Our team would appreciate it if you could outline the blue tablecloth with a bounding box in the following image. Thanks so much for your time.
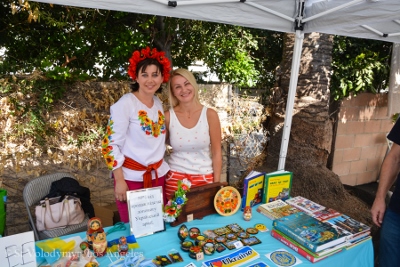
[49,209,374,267]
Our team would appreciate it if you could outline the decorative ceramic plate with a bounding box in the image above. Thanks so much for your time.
[246,227,259,235]
[214,186,242,216]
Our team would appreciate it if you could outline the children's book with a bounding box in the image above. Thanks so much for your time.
[257,200,301,220]
[270,228,346,262]
[272,212,351,253]
[259,199,288,212]
[312,207,341,221]
[325,214,371,242]
[241,170,265,210]
[285,196,325,214]
[262,170,292,204]
[202,246,260,267]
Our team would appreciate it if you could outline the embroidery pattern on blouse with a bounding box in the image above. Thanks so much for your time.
[138,110,166,137]
[101,118,116,170]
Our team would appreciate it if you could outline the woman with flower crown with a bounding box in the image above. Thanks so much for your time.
[164,68,222,200]
[101,47,171,222]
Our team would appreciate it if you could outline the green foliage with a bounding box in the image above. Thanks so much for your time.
[331,36,391,100]
[68,126,106,148]
[1,76,64,145]
[0,1,152,80]
[1,0,393,151]
[392,113,399,123]
[170,20,282,88]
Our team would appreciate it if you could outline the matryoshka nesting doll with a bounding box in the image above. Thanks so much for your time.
[243,206,252,221]
[86,217,104,249]
[92,230,107,257]
[118,236,129,256]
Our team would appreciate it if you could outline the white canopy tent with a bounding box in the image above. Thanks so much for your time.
[31,0,400,169]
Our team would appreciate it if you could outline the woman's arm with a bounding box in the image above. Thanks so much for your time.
[207,108,222,182]
[164,109,171,145]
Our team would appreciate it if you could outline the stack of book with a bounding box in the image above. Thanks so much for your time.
[284,196,371,246]
[324,214,371,248]
[271,212,350,262]
[256,199,302,220]
[265,196,372,263]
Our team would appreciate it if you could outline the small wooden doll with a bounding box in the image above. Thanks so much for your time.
[86,217,104,249]
[243,206,252,221]
[92,230,107,257]
[118,236,129,256]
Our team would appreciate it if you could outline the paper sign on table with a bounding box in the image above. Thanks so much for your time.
[0,231,36,267]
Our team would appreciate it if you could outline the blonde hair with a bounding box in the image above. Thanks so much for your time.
[167,68,201,108]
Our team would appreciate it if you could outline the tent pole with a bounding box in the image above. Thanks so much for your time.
[277,30,304,171]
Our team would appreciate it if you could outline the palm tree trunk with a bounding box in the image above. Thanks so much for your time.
[267,32,333,169]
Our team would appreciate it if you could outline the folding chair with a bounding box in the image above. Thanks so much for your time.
[23,172,89,240]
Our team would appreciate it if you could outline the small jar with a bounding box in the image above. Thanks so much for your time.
[189,245,203,259]
[181,240,194,252]
[195,235,207,247]
[203,242,215,255]
[189,227,200,239]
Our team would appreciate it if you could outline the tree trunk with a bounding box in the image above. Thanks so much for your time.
[262,32,372,226]
[267,32,333,169]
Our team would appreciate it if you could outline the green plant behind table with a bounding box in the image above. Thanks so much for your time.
[2,77,64,145]
[331,36,391,101]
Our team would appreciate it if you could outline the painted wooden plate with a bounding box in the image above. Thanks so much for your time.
[214,186,242,216]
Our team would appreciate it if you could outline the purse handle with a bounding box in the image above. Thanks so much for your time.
[41,196,71,230]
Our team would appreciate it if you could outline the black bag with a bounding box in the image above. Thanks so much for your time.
[44,177,95,218]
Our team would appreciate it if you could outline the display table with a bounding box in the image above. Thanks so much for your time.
[41,209,374,267]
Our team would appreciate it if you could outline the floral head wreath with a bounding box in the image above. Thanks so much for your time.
[128,46,171,83]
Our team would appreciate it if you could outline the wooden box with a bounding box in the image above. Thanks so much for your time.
[170,182,228,227]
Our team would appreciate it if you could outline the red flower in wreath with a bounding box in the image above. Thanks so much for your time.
[128,46,171,83]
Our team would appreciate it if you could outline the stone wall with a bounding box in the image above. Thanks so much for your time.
[0,82,232,236]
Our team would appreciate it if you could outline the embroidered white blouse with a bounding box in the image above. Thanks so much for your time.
[102,93,169,181]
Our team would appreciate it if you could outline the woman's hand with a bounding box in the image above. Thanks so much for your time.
[113,168,129,202]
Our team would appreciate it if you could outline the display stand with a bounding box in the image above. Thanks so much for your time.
[170,182,227,227]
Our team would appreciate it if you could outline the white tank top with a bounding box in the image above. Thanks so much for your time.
[168,106,213,174]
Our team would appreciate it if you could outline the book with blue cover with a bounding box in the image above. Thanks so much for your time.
[272,212,351,253]
[241,171,265,210]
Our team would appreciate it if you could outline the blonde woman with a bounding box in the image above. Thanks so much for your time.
[164,68,222,199]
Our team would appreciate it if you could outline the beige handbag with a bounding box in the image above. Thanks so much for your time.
[35,195,85,231]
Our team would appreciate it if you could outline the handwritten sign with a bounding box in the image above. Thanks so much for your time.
[0,231,36,267]
[127,186,165,238]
